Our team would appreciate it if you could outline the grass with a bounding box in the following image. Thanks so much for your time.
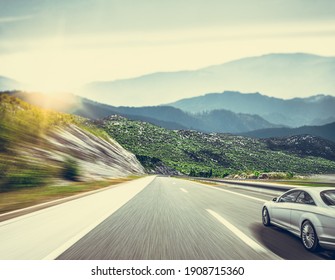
[0,177,136,214]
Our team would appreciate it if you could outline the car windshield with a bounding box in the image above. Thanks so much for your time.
[320,190,335,206]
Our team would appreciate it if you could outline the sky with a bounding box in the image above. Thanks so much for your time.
[1,0,335,92]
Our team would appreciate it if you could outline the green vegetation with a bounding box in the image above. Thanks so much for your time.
[0,178,134,214]
[96,116,335,177]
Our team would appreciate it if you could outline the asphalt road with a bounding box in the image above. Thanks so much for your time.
[1,176,334,260]
[58,177,334,260]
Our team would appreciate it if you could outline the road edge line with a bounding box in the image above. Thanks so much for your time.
[42,176,156,260]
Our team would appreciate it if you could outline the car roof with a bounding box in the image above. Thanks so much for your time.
[285,187,335,206]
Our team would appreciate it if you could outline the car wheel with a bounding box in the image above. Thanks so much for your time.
[301,220,319,252]
[262,207,271,226]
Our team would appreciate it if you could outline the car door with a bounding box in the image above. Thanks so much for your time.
[271,190,301,229]
[290,191,316,235]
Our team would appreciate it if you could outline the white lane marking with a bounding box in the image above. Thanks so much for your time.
[195,183,267,203]
[206,209,267,253]
[180,188,188,193]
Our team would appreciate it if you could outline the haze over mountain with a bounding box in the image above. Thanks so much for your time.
[169,91,335,127]
[80,53,335,106]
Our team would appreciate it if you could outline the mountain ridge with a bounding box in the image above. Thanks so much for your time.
[80,53,335,106]
[169,91,335,127]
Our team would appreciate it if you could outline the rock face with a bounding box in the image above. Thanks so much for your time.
[45,125,145,179]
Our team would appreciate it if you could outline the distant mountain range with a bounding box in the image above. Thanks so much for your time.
[5,91,335,138]
[2,53,335,129]
[243,122,335,143]
[169,91,335,127]
[6,91,278,134]
[80,53,335,107]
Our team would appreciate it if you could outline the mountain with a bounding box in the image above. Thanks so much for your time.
[261,135,335,162]
[169,91,335,127]
[7,91,278,133]
[243,122,335,143]
[195,110,276,133]
[94,115,335,177]
[80,53,335,107]
[0,94,144,191]
[0,76,23,91]
[111,105,277,133]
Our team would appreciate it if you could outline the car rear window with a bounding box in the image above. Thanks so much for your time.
[320,190,335,206]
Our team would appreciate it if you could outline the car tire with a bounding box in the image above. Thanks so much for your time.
[301,220,319,252]
[262,207,271,226]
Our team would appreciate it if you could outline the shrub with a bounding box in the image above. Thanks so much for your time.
[62,158,80,181]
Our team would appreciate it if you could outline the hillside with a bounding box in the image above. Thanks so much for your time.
[6,91,277,133]
[0,94,144,191]
[169,91,335,127]
[243,122,335,143]
[94,115,335,177]
[80,53,335,107]
[261,135,335,161]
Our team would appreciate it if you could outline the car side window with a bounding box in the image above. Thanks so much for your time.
[278,191,301,203]
[296,191,316,205]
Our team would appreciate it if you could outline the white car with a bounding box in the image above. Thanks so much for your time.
[262,187,335,252]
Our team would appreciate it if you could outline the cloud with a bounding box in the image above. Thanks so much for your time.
[0,15,33,24]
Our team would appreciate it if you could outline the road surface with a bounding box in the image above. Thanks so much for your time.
[0,176,334,260]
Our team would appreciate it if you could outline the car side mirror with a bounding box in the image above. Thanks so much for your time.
[272,197,277,202]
